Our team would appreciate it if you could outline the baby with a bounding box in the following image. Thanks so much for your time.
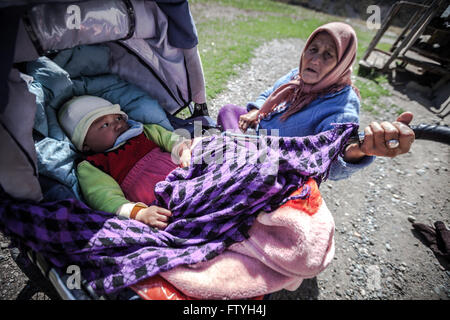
[58,95,192,229]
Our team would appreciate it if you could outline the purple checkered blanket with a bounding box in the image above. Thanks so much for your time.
[0,123,357,295]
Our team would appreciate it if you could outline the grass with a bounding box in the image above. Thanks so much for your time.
[354,77,391,115]
[192,0,305,14]
[376,42,392,53]
[197,15,329,100]
[187,0,392,116]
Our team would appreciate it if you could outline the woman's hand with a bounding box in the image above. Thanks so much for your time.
[344,112,415,163]
[135,205,172,230]
[238,109,260,133]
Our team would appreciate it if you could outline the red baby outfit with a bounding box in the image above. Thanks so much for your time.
[86,132,178,204]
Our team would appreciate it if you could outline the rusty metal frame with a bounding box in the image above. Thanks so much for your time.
[359,0,449,75]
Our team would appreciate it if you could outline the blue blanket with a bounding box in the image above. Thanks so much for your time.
[26,45,174,199]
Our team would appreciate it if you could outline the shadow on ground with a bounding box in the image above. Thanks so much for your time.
[359,66,450,120]
[270,277,320,300]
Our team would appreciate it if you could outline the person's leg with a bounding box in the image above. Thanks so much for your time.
[217,104,247,131]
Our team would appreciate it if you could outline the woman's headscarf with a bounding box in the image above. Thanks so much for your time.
[259,22,360,121]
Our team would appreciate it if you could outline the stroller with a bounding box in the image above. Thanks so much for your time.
[1,0,450,301]
[2,0,297,301]
[0,0,219,300]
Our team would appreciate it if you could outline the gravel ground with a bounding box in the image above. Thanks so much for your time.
[1,3,449,300]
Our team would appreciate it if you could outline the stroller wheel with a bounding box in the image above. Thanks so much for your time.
[9,247,61,300]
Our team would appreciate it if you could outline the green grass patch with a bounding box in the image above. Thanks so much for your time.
[391,104,406,116]
[191,0,303,14]
[354,79,390,98]
[189,0,391,117]
[376,42,392,53]
[354,77,391,114]
[197,15,331,100]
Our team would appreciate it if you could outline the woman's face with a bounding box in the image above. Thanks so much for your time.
[82,113,129,152]
[300,32,338,84]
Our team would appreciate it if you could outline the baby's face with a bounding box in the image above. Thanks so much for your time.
[83,114,129,152]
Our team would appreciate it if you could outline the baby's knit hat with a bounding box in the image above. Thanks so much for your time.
[58,95,128,151]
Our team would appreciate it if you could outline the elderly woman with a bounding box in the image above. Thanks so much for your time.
[217,22,415,180]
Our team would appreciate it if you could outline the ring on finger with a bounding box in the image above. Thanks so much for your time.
[386,139,400,149]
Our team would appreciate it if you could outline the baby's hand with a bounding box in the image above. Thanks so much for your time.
[179,146,192,168]
[135,205,172,230]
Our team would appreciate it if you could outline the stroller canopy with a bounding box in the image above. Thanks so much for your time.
[0,0,206,202]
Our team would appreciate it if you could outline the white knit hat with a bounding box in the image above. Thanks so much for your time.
[58,95,128,151]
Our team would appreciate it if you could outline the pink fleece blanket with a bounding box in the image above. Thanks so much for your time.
[159,179,335,299]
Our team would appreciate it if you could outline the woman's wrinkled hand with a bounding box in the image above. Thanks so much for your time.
[238,109,260,133]
[344,112,415,163]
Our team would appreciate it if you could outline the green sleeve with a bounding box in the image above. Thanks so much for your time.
[143,124,181,152]
[77,160,128,213]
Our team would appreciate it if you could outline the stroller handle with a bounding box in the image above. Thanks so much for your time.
[348,124,450,146]
[409,124,450,145]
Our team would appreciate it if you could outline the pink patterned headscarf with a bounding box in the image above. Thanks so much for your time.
[259,22,360,121]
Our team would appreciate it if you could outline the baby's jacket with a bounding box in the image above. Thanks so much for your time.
[77,124,183,218]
